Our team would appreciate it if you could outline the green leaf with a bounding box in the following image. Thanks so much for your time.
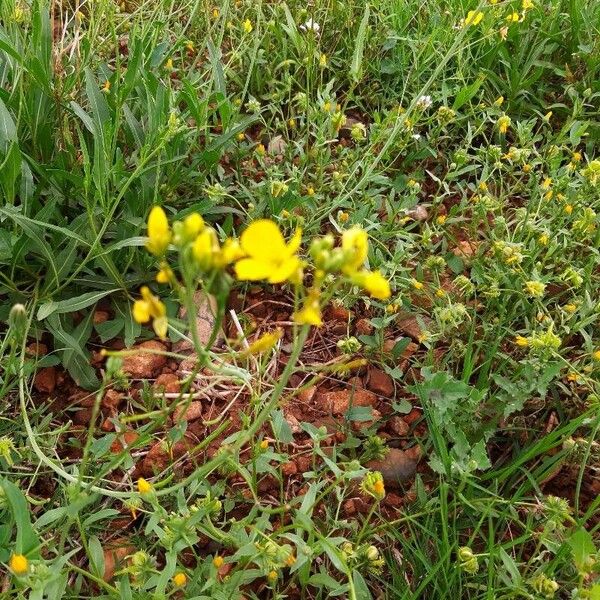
[352,570,372,600]
[1,479,40,557]
[37,289,118,320]
[0,98,17,152]
[350,4,370,83]
[568,527,596,572]
[87,536,105,578]
[452,76,485,110]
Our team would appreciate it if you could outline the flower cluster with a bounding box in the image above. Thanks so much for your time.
[133,208,391,337]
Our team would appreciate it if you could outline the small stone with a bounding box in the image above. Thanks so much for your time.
[93,310,110,324]
[174,291,222,353]
[142,438,192,475]
[26,342,48,357]
[366,448,417,487]
[103,541,136,582]
[388,416,410,436]
[268,135,287,155]
[352,408,381,432]
[154,373,180,394]
[367,368,394,397]
[122,340,167,379]
[297,385,317,403]
[34,367,57,394]
[102,389,124,411]
[316,389,378,415]
[452,240,478,260]
[406,205,428,221]
[403,408,421,425]
[73,407,94,425]
[281,461,298,476]
[173,401,203,422]
[397,314,432,341]
[284,412,302,434]
[329,304,351,322]
[355,318,373,336]
[110,431,139,453]
[295,455,312,473]
[383,492,404,509]
[404,445,422,462]
[343,499,356,516]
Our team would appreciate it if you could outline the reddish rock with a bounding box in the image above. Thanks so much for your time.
[329,303,351,322]
[174,291,222,352]
[383,492,404,509]
[26,342,48,357]
[347,376,364,389]
[282,461,298,476]
[295,455,312,473]
[403,408,421,425]
[343,499,357,516]
[397,314,432,341]
[355,318,373,336]
[154,373,180,394]
[73,407,93,425]
[297,385,317,403]
[352,409,382,432]
[404,445,422,462]
[388,416,410,436]
[366,448,417,487]
[110,431,139,453]
[406,205,428,221]
[142,438,192,475]
[173,401,203,422]
[103,540,136,582]
[452,240,479,261]
[122,340,167,379]
[317,389,378,415]
[34,367,57,394]
[93,310,110,324]
[102,389,124,411]
[367,368,394,397]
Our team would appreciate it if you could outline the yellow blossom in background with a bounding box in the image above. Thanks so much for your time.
[361,471,386,501]
[212,7,219,18]
[563,304,577,314]
[9,554,28,575]
[515,335,529,347]
[173,572,187,587]
[183,213,205,239]
[156,264,173,284]
[565,204,573,215]
[538,233,549,245]
[319,54,327,67]
[593,350,600,361]
[193,228,219,270]
[267,570,278,581]
[213,556,224,568]
[102,80,111,93]
[522,0,534,9]
[541,177,552,190]
[464,10,484,27]
[506,11,520,23]
[165,58,174,71]
[572,151,582,163]
[436,215,447,225]
[294,293,323,326]
[246,329,282,354]
[411,278,424,290]
[216,238,245,267]
[243,19,253,33]
[351,271,391,300]
[524,280,546,298]
[137,477,153,495]
[494,96,504,106]
[132,287,168,339]
[146,206,171,256]
[341,227,369,272]
[497,114,511,134]
[235,220,301,284]
[255,143,266,156]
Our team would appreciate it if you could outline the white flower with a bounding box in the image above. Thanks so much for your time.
[412,133,421,140]
[416,95,433,109]
[299,19,320,33]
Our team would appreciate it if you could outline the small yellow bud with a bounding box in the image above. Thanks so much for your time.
[213,555,224,568]
[564,204,573,215]
[137,477,152,495]
[9,554,28,575]
[173,572,187,587]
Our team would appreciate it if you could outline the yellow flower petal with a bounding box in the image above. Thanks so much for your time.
[235,257,273,281]
[342,227,369,272]
[240,219,286,260]
[268,256,301,284]
[133,300,151,323]
[146,206,171,256]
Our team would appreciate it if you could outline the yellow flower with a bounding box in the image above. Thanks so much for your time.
[506,11,520,22]
[319,53,327,67]
[515,335,529,347]
[213,555,224,568]
[494,96,504,106]
[361,471,386,501]
[137,477,153,495]
[294,294,322,326]
[156,265,173,284]
[193,228,219,270]
[243,18,253,33]
[565,204,573,215]
[523,163,532,173]
[259,439,269,450]
[267,570,278,581]
[165,58,174,71]
[212,7,219,18]
[436,215,447,225]
[216,238,245,267]
[436,288,446,298]
[255,143,266,156]
[307,186,315,196]
[246,329,282,354]
[341,227,369,272]
[237,132,245,141]
[541,177,552,190]
[9,554,28,575]
[497,114,511,134]
[234,220,302,284]
[146,206,171,256]
[411,278,424,290]
[102,80,111,93]
[183,213,205,239]
[351,271,391,300]
[524,280,546,298]
[132,287,168,339]
[572,151,582,163]
[593,350,600,361]
[464,10,484,26]
[522,0,534,9]
[538,233,549,245]
[566,371,578,382]
[563,304,577,314]
[173,572,187,587]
